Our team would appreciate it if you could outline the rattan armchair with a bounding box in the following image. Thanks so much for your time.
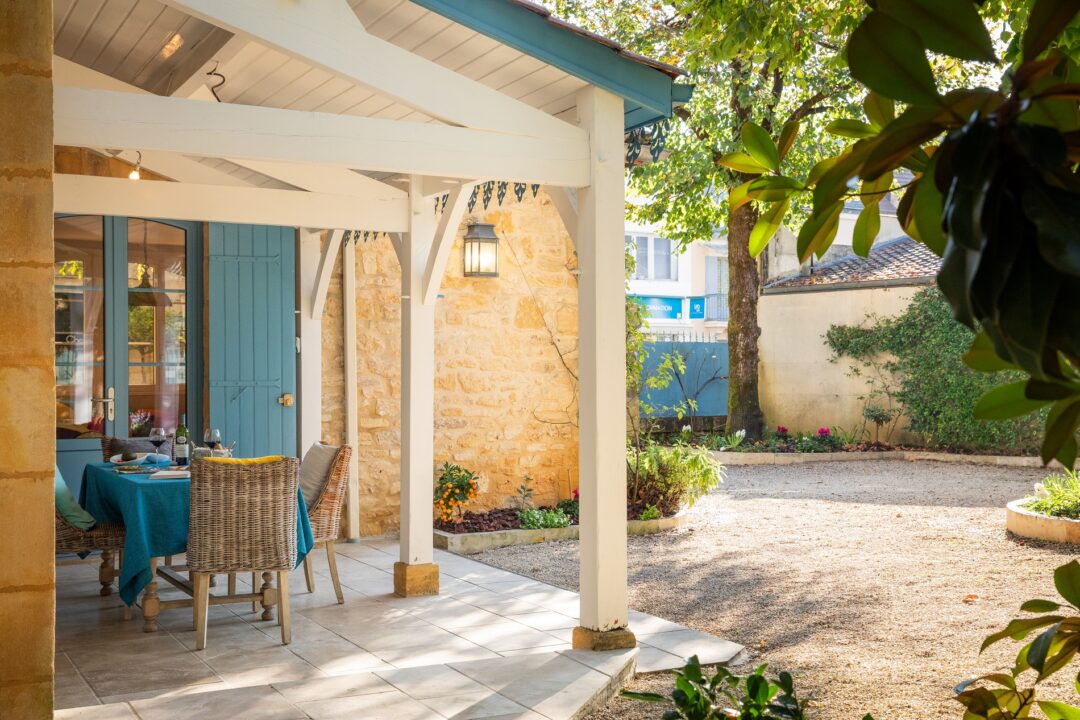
[302,445,352,604]
[55,509,125,597]
[172,456,299,650]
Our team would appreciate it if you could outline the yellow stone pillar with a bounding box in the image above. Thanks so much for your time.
[0,2,56,717]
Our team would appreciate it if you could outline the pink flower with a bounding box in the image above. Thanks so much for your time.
[776,425,789,435]
[817,427,830,437]
[573,489,579,500]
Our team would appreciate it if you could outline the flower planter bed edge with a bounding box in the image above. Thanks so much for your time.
[1006,499,1080,545]
[434,513,687,554]
[711,450,1053,467]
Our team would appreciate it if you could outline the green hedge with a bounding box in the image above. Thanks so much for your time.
[825,287,1042,454]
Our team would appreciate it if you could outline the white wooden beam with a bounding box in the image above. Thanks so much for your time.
[549,187,579,248]
[575,87,632,641]
[389,232,405,267]
[342,235,360,540]
[311,229,345,320]
[54,174,408,231]
[298,229,324,457]
[161,0,583,141]
[55,87,590,187]
[164,33,251,98]
[422,182,476,304]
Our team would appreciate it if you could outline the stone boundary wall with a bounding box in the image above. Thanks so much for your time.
[434,513,688,554]
[711,450,1056,468]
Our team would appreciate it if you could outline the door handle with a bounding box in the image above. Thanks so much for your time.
[90,387,115,422]
[278,393,294,408]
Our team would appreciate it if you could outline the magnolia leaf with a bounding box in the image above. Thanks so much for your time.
[963,331,1017,373]
[862,121,943,181]
[981,615,1066,652]
[1043,399,1080,467]
[747,176,803,202]
[777,120,801,162]
[864,91,895,129]
[879,0,996,62]
[1027,624,1060,672]
[729,180,754,212]
[914,157,947,256]
[827,119,878,139]
[742,122,780,172]
[853,203,881,257]
[1024,0,1080,62]
[1021,599,1063,613]
[749,198,790,258]
[847,11,941,106]
[813,141,873,212]
[717,152,769,174]
[973,381,1051,420]
[1040,701,1080,720]
[807,156,840,185]
[797,204,843,262]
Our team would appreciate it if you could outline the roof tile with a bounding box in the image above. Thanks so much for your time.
[766,236,940,289]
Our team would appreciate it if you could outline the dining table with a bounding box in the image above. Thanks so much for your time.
[80,461,313,631]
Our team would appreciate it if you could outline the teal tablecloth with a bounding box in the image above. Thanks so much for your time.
[80,462,313,606]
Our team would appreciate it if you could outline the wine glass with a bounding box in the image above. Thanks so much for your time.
[148,427,167,453]
[204,428,221,450]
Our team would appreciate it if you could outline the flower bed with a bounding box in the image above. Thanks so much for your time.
[1007,469,1080,544]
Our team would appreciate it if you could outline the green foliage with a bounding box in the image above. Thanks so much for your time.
[627,440,724,516]
[957,561,1080,718]
[1025,468,1080,519]
[730,1,1080,466]
[638,504,662,521]
[516,475,534,511]
[623,655,816,720]
[827,288,1043,454]
[434,462,479,523]
[518,507,571,530]
[556,497,579,520]
[701,429,746,451]
[831,425,867,446]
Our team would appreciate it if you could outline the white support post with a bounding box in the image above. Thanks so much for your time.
[549,187,579,248]
[573,87,635,650]
[395,175,439,596]
[342,236,361,540]
[298,229,324,457]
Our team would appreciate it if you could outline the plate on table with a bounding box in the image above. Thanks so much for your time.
[110,453,148,466]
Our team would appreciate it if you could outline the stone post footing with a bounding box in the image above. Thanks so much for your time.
[393,562,440,597]
[572,626,637,650]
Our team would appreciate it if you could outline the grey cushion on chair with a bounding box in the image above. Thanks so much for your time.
[109,436,173,458]
[299,443,339,506]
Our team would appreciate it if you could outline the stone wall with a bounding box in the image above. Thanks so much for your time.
[0,2,56,716]
[322,192,580,535]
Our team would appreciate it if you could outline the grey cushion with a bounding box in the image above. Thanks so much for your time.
[300,443,339,506]
[111,436,173,458]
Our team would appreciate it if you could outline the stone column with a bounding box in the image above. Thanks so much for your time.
[395,175,439,596]
[572,86,635,650]
[0,1,57,716]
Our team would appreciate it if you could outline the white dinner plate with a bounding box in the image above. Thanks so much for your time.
[109,453,148,466]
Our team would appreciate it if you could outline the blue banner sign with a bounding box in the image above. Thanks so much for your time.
[631,295,683,320]
[688,296,705,319]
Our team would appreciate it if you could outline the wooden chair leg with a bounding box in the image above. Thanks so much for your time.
[277,571,291,645]
[259,571,276,621]
[227,573,236,596]
[99,550,114,596]
[303,555,315,594]
[193,573,210,651]
[325,541,344,605]
[251,572,257,614]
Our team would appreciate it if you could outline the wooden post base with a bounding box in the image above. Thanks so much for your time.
[571,626,637,651]
[393,562,439,597]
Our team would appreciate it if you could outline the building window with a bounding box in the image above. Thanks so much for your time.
[625,233,678,281]
[705,255,729,322]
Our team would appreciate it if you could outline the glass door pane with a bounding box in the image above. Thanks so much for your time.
[54,216,106,439]
[126,219,187,436]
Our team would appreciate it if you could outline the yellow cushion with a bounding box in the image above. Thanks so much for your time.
[204,455,285,465]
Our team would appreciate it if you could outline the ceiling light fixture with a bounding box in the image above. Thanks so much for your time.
[128,151,142,181]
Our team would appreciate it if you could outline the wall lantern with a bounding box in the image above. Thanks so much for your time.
[463,222,499,278]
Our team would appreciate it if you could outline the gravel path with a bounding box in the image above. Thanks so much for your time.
[473,460,1077,720]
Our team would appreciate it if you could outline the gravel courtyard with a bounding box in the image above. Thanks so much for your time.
[473,460,1076,720]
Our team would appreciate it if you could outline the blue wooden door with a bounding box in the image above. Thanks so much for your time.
[208,224,297,459]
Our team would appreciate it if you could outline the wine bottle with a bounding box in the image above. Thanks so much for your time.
[175,414,190,466]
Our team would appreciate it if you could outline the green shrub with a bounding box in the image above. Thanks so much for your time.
[1025,469,1080,519]
[638,504,661,521]
[518,507,571,529]
[627,440,724,516]
[556,498,579,520]
[826,288,1043,454]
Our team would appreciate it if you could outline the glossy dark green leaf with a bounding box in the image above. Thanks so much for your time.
[826,119,878,139]
[1021,599,1063,612]
[1022,184,1080,276]
[912,166,946,258]
[1027,379,1080,401]
[973,381,1051,420]
[981,615,1066,652]
[936,241,976,327]
[1027,625,1060,672]
[862,122,943,181]
[750,198,790,258]
[1043,400,1080,466]
[717,152,768,174]
[879,0,996,62]
[1023,0,1080,61]
[963,331,1018,372]
[853,203,880,257]
[864,91,895,129]
[847,11,941,106]
[777,120,801,163]
[742,122,780,172]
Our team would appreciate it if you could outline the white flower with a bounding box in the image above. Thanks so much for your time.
[681,425,692,434]
[1033,482,1049,499]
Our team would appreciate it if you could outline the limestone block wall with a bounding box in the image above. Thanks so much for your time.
[758,285,923,442]
[322,192,580,535]
[0,2,56,716]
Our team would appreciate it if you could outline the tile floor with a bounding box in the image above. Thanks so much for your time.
[54,539,744,719]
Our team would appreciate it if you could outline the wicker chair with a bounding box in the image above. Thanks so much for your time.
[55,509,126,597]
[302,445,352,604]
[179,456,299,650]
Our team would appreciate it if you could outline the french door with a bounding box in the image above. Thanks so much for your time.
[54,215,201,492]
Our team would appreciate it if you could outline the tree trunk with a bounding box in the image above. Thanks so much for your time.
[726,199,765,440]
